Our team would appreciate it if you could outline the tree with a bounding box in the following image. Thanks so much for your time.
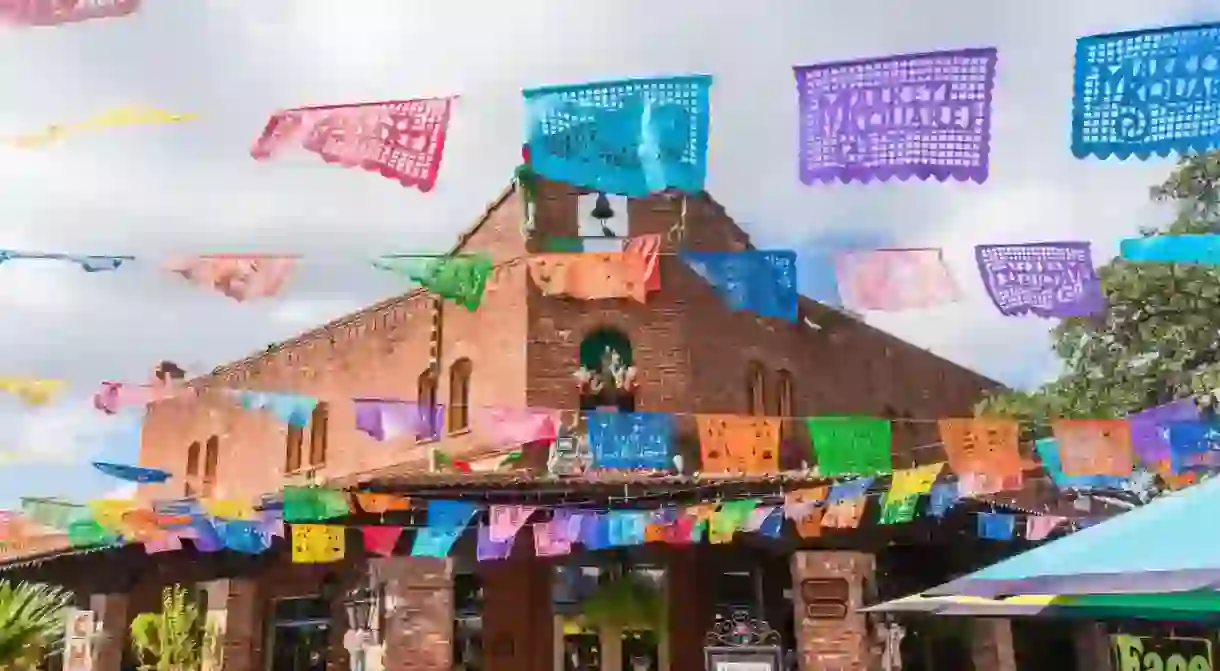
[0,580,73,671]
[976,152,1220,431]
[129,584,222,671]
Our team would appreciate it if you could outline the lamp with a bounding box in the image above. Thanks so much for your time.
[342,582,375,632]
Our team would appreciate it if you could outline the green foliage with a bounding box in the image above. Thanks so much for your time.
[0,580,73,671]
[575,573,666,632]
[129,584,221,671]
[976,152,1220,431]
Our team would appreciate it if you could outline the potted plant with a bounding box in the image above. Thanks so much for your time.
[0,580,73,671]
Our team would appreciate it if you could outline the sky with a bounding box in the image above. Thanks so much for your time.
[0,0,1210,507]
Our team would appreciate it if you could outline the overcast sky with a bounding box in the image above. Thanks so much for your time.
[0,0,1209,507]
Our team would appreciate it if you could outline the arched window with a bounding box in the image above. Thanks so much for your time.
[418,370,439,440]
[308,403,329,467]
[448,359,473,433]
[747,362,766,416]
[578,328,635,412]
[185,441,200,497]
[203,436,219,497]
[776,369,794,419]
[285,425,303,473]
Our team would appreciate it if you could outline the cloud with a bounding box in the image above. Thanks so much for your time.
[0,0,1209,505]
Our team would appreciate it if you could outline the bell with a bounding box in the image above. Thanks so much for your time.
[589,192,615,221]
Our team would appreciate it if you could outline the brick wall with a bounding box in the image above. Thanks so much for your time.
[135,176,1000,498]
[789,551,876,671]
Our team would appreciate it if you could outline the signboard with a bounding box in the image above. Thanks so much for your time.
[63,609,94,671]
[1112,634,1212,671]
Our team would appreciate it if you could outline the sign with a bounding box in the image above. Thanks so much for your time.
[1112,634,1212,671]
[798,578,849,620]
[63,609,94,671]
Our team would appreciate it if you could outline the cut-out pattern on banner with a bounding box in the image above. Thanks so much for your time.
[373,253,493,310]
[879,463,943,524]
[0,377,64,406]
[586,411,673,470]
[806,416,892,476]
[1051,420,1136,477]
[0,250,132,272]
[251,98,454,191]
[165,256,298,302]
[291,524,345,563]
[974,242,1104,318]
[681,250,799,322]
[353,399,441,442]
[1072,22,1220,160]
[697,415,781,474]
[0,0,140,27]
[1167,421,1220,473]
[10,107,193,146]
[1120,235,1220,264]
[1034,438,1128,491]
[834,248,958,312]
[522,75,712,196]
[526,235,662,304]
[794,48,998,184]
[938,419,1024,495]
[1129,398,1200,465]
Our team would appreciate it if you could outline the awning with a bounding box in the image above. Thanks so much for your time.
[925,475,1220,597]
[864,591,1220,621]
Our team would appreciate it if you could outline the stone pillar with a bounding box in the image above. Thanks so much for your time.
[970,619,1017,671]
[200,578,262,671]
[789,551,876,671]
[374,556,454,671]
[1073,622,1111,671]
[89,593,129,671]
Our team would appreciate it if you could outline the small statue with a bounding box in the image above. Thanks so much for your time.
[574,347,638,396]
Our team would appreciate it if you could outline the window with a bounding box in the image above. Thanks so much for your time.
[578,328,635,412]
[307,403,329,467]
[185,441,200,497]
[448,359,472,433]
[577,192,629,252]
[747,362,766,416]
[418,371,439,441]
[776,369,794,419]
[285,425,304,474]
[202,436,219,497]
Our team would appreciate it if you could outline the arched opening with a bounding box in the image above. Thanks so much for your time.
[308,403,329,467]
[448,359,473,433]
[418,370,440,440]
[578,328,636,412]
[185,440,200,497]
[776,369,794,419]
[203,436,219,497]
[746,362,766,416]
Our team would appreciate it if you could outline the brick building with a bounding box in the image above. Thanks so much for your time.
[0,179,1082,671]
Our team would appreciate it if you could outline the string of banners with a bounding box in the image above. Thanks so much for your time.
[10,232,1220,318]
[8,19,1220,187]
[4,481,1103,561]
[0,368,1210,495]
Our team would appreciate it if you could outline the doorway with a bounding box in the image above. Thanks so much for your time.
[267,596,331,671]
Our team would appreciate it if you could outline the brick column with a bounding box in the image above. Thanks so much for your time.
[970,619,1017,671]
[1073,622,1111,671]
[89,593,129,671]
[200,578,263,671]
[789,551,876,671]
[374,556,454,671]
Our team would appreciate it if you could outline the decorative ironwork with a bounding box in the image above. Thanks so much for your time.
[704,611,782,648]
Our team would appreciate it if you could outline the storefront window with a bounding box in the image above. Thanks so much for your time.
[267,597,330,671]
[454,573,484,671]
[714,570,759,613]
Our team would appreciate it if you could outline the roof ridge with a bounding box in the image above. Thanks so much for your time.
[189,182,518,389]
